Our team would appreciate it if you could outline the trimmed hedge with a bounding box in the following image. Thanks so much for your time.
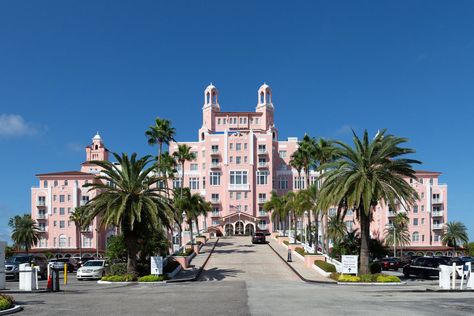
[110,263,127,276]
[338,275,361,282]
[138,275,168,282]
[283,240,289,246]
[376,275,401,283]
[101,274,136,282]
[175,248,194,257]
[314,260,337,273]
[0,294,14,311]
[337,273,401,283]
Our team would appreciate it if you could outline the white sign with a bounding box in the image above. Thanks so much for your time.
[0,241,5,290]
[150,256,163,276]
[342,255,358,274]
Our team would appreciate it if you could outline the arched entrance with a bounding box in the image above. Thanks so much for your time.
[224,223,234,236]
[245,224,255,236]
[235,221,244,235]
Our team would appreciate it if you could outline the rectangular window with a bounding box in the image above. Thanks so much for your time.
[53,195,57,201]
[67,195,71,201]
[53,238,57,248]
[190,163,198,171]
[233,117,237,124]
[278,177,288,190]
[294,177,305,189]
[60,195,65,202]
[421,205,425,212]
[60,221,65,228]
[212,207,219,216]
[217,118,221,124]
[230,143,233,150]
[210,172,221,186]
[258,144,266,153]
[244,205,248,212]
[223,118,226,124]
[421,192,424,198]
[244,192,248,199]
[211,145,219,152]
[421,235,425,242]
[244,143,247,150]
[429,178,433,185]
[230,192,234,199]
[189,177,200,190]
[202,150,206,158]
[230,156,233,163]
[53,208,57,214]
[68,208,71,214]
[256,171,269,185]
[59,208,65,215]
[173,178,182,189]
[212,220,220,225]
[255,118,259,124]
[236,156,241,164]
[230,171,248,185]
[258,193,267,203]
[236,143,242,151]
[211,193,219,202]
[413,218,418,226]
[419,178,424,184]
[421,218,425,225]
[413,205,418,213]
[239,117,243,124]
[202,163,206,170]
[236,192,242,200]
[278,150,287,158]
[258,157,266,166]
[54,220,57,227]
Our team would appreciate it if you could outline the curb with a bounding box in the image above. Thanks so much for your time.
[167,237,220,283]
[337,282,407,286]
[0,305,23,315]
[266,242,335,285]
[0,289,48,294]
[97,280,167,285]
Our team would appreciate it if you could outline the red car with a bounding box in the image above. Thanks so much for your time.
[380,257,402,270]
[251,232,266,244]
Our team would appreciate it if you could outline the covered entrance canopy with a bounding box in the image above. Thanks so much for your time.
[218,212,259,236]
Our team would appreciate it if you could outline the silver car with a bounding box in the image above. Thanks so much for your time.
[76,260,110,280]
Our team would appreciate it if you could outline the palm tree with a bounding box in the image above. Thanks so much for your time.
[145,117,176,167]
[384,212,411,257]
[9,214,40,254]
[156,152,177,196]
[192,193,211,237]
[442,221,469,256]
[327,216,347,246]
[83,153,172,275]
[298,185,319,249]
[172,144,196,198]
[263,192,288,235]
[318,129,419,274]
[69,206,88,258]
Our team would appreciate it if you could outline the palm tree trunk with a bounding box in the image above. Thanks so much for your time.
[79,229,83,258]
[314,212,319,253]
[124,230,138,276]
[359,207,370,275]
[324,214,329,255]
[195,218,200,237]
[188,219,194,246]
[294,213,298,243]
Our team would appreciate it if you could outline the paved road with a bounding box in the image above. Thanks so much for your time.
[4,238,474,315]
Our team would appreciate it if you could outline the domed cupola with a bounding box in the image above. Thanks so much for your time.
[256,83,273,109]
[203,83,220,110]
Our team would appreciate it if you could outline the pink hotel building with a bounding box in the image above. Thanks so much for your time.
[30,83,450,257]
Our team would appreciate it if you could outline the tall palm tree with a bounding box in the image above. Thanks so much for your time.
[193,194,211,236]
[9,214,40,254]
[384,212,411,257]
[327,216,347,246]
[172,144,196,199]
[83,153,172,275]
[69,206,88,258]
[442,221,469,255]
[145,117,176,167]
[299,184,320,250]
[263,191,288,235]
[284,191,298,242]
[318,129,419,274]
[156,152,177,196]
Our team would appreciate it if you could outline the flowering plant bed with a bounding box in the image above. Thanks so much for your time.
[333,273,401,283]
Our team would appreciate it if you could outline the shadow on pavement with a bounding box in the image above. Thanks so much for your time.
[198,267,243,281]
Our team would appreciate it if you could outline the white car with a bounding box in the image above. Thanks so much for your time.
[76,260,109,280]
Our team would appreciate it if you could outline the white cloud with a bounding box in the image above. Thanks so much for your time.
[66,142,84,152]
[0,114,38,137]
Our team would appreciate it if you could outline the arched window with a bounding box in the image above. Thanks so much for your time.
[206,92,210,104]
[260,92,264,104]
[43,180,48,188]
[54,180,58,187]
[59,235,67,248]
[412,232,419,242]
[266,92,271,103]
[95,145,98,150]
[64,180,68,186]
[201,132,205,141]
[212,92,217,104]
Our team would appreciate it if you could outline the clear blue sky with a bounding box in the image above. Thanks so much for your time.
[1,1,473,243]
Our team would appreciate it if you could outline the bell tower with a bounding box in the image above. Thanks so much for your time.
[256,83,275,131]
[86,132,108,161]
[201,83,220,138]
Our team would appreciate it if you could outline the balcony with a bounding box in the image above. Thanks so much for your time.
[80,200,89,206]
[258,198,267,204]
[259,211,267,217]
[211,148,220,155]
[432,211,444,217]
[228,184,250,191]
[211,212,220,217]
[432,198,443,205]
[37,213,47,220]
[257,162,269,168]
[387,211,397,217]
[432,223,444,230]
[38,226,48,233]
[258,148,267,155]
[211,198,220,204]
[37,200,46,207]
[210,162,221,169]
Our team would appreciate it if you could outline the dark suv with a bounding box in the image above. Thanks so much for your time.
[49,258,76,272]
[403,256,461,279]
[5,254,48,280]
[251,232,266,244]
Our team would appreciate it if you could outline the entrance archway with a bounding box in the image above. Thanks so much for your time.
[235,221,244,235]
[245,224,255,236]
[224,223,234,236]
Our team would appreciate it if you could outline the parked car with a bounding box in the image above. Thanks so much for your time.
[76,257,95,269]
[251,232,266,244]
[5,254,48,280]
[403,256,460,279]
[76,260,109,280]
[380,257,402,271]
[49,258,75,273]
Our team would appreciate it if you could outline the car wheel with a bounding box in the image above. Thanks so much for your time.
[77,278,83,281]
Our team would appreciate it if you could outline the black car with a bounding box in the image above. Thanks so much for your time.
[5,254,48,280]
[380,257,402,271]
[251,232,266,244]
[403,256,460,279]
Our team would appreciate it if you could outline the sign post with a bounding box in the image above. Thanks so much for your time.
[150,256,163,276]
[0,241,5,290]
[341,255,358,275]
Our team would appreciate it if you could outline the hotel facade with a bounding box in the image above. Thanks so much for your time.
[30,84,450,257]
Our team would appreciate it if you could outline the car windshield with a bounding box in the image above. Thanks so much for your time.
[11,257,30,264]
[83,261,104,267]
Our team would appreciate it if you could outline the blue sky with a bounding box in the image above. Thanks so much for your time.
[1,1,473,242]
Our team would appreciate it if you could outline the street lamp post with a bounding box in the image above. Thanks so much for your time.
[182,211,186,252]
[288,211,292,243]
[304,211,308,250]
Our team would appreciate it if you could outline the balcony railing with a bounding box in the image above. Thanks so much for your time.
[210,162,221,169]
[432,211,444,217]
[38,227,48,232]
[258,148,267,155]
[387,211,397,217]
[211,198,220,204]
[211,148,220,154]
[228,184,250,191]
[258,162,268,168]
[211,212,220,217]
[37,214,47,220]
[432,198,443,204]
[37,200,46,207]
[80,200,89,206]
[259,211,267,217]
[432,223,444,229]
[258,198,267,204]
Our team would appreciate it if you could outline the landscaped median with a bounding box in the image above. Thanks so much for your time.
[0,294,22,315]
[99,274,168,284]
[333,273,403,285]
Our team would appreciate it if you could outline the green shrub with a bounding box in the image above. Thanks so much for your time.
[137,263,150,277]
[164,260,180,274]
[101,274,136,282]
[370,262,382,274]
[329,272,341,281]
[376,275,401,283]
[138,275,168,282]
[283,240,289,246]
[0,294,14,311]
[175,248,194,257]
[359,274,376,282]
[110,263,127,276]
[338,275,361,282]
[314,260,336,273]
[294,247,305,256]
